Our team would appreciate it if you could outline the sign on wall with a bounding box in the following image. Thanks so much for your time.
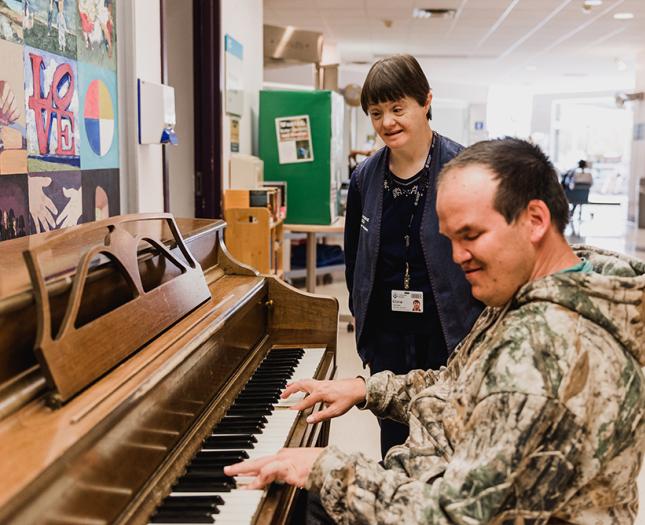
[275,115,314,164]
[224,34,243,117]
[0,0,120,242]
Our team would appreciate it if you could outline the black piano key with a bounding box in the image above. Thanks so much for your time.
[268,355,302,362]
[253,368,294,375]
[227,407,273,416]
[235,392,280,400]
[201,442,254,450]
[188,460,235,469]
[185,467,228,478]
[173,480,233,492]
[230,401,274,408]
[226,407,273,416]
[268,348,303,355]
[213,422,265,433]
[203,435,256,447]
[246,376,288,383]
[181,473,234,486]
[255,362,296,368]
[211,424,264,434]
[150,512,215,523]
[242,381,284,387]
[220,415,267,424]
[158,501,220,514]
[163,495,225,506]
[194,451,248,461]
[246,378,287,386]
[232,397,279,406]
[151,511,214,523]
[229,399,274,407]
[239,387,282,395]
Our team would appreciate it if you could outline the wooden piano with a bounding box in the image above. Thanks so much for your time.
[0,213,338,525]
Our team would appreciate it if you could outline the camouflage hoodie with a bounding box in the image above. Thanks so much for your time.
[306,246,645,524]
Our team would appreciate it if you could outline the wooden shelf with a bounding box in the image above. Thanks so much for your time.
[224,207,284,276]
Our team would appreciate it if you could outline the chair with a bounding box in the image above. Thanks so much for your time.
[565,183,591,221]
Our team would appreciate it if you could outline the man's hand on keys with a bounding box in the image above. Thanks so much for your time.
[224,447,324,489]
[280,378,367,424]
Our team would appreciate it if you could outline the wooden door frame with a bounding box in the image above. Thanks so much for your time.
[192,0,222,218]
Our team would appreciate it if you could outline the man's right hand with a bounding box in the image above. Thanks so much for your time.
[281,377,367,424]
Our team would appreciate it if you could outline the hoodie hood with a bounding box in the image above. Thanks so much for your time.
[515,244,645,366]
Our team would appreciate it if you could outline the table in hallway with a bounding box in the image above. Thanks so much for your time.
[284,217,345,294]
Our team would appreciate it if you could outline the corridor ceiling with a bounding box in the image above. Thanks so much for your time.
[264,0,645,91]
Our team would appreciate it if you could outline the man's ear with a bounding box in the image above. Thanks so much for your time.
[525,199,551,244]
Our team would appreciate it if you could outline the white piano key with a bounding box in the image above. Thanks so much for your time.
[150,347,326,525]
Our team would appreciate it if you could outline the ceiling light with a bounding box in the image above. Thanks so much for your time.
[613,12,634,20]
[583,0,603,6]
[412,8,457,19]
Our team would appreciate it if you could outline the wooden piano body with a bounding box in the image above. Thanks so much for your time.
[0,214,338,525]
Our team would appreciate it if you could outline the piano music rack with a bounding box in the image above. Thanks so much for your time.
[23,213,212,406]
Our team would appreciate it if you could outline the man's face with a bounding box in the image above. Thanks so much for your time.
[437,164,535,307]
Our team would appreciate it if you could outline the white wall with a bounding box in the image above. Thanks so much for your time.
[629,53,645,224]
[166,0,195,218]
[116,0,164,214]
[221,0,263,190]
[468,103,488,145]
[264,64,316,88]
[530,90,615,159]
[432,100,469,145]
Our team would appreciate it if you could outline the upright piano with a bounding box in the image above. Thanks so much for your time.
[0,214,339,524]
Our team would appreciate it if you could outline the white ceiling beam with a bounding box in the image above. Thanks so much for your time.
[497,0,574,60]
[475,0,522,48]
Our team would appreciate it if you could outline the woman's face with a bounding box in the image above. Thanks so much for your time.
[367,94,431,150]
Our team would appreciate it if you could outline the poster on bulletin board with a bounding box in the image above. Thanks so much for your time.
[275,115,314,164]
[225,34,243,117]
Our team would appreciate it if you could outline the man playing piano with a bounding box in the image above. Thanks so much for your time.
[225,138,645,524]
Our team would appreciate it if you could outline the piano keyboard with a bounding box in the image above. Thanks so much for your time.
[148,347,326,525]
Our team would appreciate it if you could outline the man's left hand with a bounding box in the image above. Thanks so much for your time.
[223,447,325,489]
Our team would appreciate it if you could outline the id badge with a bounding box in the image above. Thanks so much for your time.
[391,290,423,313]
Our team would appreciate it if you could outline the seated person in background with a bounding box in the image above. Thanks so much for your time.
[562,160,594,218]
[573,159,593,186]
[225,138,645,524]
[561,159,593,189]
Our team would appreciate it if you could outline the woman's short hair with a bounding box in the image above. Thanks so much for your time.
[360,54,432,119]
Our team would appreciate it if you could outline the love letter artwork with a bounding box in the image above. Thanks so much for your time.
[0,1,120,243]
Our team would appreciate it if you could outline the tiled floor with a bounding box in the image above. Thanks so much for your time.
[306,200,645,520]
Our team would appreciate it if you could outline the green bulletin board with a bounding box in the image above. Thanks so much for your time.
[259,90,334,225]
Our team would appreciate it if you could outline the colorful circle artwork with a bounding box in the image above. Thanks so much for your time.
[83,80,114,157]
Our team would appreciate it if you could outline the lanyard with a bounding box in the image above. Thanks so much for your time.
[402,134,435,290]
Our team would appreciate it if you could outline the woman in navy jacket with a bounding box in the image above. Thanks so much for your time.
[344,55,483,456]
